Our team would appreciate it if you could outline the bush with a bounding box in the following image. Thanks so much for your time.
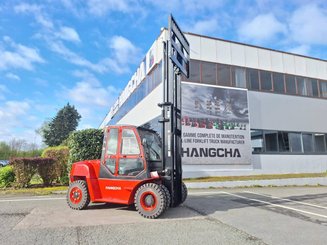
[10,158,56,187]
[37,158,56,186]
[10,158,38,188]
[0,166,15,188]
[67,129,103,171]
[42,146,69,185]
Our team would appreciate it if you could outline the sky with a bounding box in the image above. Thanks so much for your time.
[0,0,326,147]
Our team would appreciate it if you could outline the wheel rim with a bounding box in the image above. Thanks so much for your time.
[140,191,157,211]
[70,187,83,204]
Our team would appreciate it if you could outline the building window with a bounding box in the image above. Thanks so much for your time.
[217,64,231,86]
[260,70,273,91]
[319,80,327,98]
[307,79,319,97]
[302,133,314,153]
[273,73,285,93]
[247,68,259,90]
[253,129,327,154]
[202,61,217,85]
[314,134,326,152]
[232,67,246,88]
[285,75,297,94]
[264,131,278,152]
[289,133,302,152]
[297,77,308,96]
[251,130,264,153]
[188,60,200,82]
[278,132,289,152]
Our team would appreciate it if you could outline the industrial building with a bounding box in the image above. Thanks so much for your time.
[100,29,327,178]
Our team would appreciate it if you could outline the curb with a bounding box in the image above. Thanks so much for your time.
[185,177,327,188]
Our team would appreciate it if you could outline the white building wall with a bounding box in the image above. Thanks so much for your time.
[248,91,327,132]
[185,33,327,80]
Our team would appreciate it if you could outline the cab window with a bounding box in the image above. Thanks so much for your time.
[121,129,140,155]
[107,129,118,155]
[105,128,118,173]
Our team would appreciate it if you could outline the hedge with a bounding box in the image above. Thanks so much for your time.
[0,165,15,188]
[42,146,69,185]
[67,129,103,171]
[10,158,56,187]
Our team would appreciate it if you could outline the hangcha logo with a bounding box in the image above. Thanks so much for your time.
[105,186,122,190]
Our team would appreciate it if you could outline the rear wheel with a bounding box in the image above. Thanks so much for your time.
[135,183,166,219]
[67,180,90,210]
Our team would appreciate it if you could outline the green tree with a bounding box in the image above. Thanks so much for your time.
[41,103,81,146]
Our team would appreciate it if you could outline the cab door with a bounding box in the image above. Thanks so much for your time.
[102,127,119,175]
[117,128,145,177]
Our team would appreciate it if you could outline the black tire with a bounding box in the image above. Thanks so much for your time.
[67,180,90,210]
[181,182,188,204]
[134,183,166,219]
[160,184,171,210]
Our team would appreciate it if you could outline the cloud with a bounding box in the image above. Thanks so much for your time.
[289,4,327,45]
[45,38,116,73]
[56,26,81,43]
[0,100,30,140]
[34,78,49,87]
[0,36,44,70]
[109,35,141,65]
[0,85,8,100]
[238,13,287,43]
[68,82,119,107]
[60,70,121,128]
[14,3,54,29]
[145,0,225,16]
[186,18,219,35]
[66,71,120,107]
[0,99,48,144]
[287,44,311,56]
[86,0,136,16]
[44,35,140,74]
[15,2,140,75]
[5,72,21,81]
[15,3,81,44]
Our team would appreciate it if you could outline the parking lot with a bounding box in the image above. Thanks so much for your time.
[0,186,327,244]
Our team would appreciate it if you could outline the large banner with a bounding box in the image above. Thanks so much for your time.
[181,82,251,165]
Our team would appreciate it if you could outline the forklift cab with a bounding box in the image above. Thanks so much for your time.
[101,125,162,178]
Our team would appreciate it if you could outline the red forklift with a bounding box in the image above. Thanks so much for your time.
[66,15,190,219]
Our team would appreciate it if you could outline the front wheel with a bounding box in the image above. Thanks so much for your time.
[134,183,166,219]
[67,180,90,210]
[181,182,188,204]
[160,184,171,209]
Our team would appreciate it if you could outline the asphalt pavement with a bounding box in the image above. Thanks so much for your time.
[0,186,327,245]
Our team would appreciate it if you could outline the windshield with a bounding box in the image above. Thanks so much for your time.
[138,128,162,161]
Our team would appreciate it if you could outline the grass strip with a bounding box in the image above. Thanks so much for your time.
[0,186,68,196]
[184,172,327,183]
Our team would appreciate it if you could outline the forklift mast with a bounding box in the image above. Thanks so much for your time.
[159,15,190,206]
